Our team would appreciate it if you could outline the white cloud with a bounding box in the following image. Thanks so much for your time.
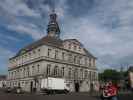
[7,23,44,40]
[0,47,14,58]
[0,0,40,17]
[61,0,133,69]
[1,0,133,72]
[0,47,14,74]
[0,33,20,42]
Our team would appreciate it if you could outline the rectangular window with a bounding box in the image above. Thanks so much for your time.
[11,72,13,79]
[74,68,78,80]
[68,68,72,79]
[61,67,65,77]
[54,66,58,77]
[77,56,81,64]
[89,58,91,67]
[93,59,95,67]
[47,48,51,57]
[14,71,16,79]
[68,54,72,62]
[85,70,88,79]
[27,67,30,77]
[80,69,83,79]
[62,52,65,60]
[38,49,40,52]
[17,70,19,78]
[37,64,40,73]
[90,71,92,81]
[73,56,76,63]
[23,68,25,78]
[38,49,41,56]
[32,66,34,76]
[46,64,51,77]
[85,57,87,66]
[55,50,58,59]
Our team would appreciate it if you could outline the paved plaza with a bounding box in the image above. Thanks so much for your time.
[0,92,133,100]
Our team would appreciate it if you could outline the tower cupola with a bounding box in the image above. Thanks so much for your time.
[47,10,60,38]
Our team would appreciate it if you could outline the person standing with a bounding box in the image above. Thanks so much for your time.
[101,82,112,100]
[108,82,118,100]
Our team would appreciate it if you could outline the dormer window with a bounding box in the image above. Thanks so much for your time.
[20,49,26,55]
[38,49,40,52]
[68,43,71,49]
[78,46,81,51]
[33,50,36,54]
[29,52,31,55]
[74,45,77,50]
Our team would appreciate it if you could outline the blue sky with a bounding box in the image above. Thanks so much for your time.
[0,0,133,74]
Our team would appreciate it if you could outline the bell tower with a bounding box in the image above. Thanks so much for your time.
[47,10,60,38]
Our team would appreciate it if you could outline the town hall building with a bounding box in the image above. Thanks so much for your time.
[7,11,98,92]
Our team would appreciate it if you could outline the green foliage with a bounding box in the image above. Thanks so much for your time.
[99,69,121,83]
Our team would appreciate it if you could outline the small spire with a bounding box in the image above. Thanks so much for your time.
[52,8,55,13]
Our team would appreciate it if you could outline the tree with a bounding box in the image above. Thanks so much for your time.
[99,69,121,83]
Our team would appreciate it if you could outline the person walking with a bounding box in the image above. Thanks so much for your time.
[101,82,118,100]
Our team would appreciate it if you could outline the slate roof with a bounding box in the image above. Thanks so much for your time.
[11,36,96,59]
[15,36,63,57]
[23,36,63,50]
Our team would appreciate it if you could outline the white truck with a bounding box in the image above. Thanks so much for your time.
[41,77,69,94]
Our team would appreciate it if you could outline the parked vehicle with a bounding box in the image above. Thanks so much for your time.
[5,87,12,93]
[40,77,69,94]
[5,87,23,94]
